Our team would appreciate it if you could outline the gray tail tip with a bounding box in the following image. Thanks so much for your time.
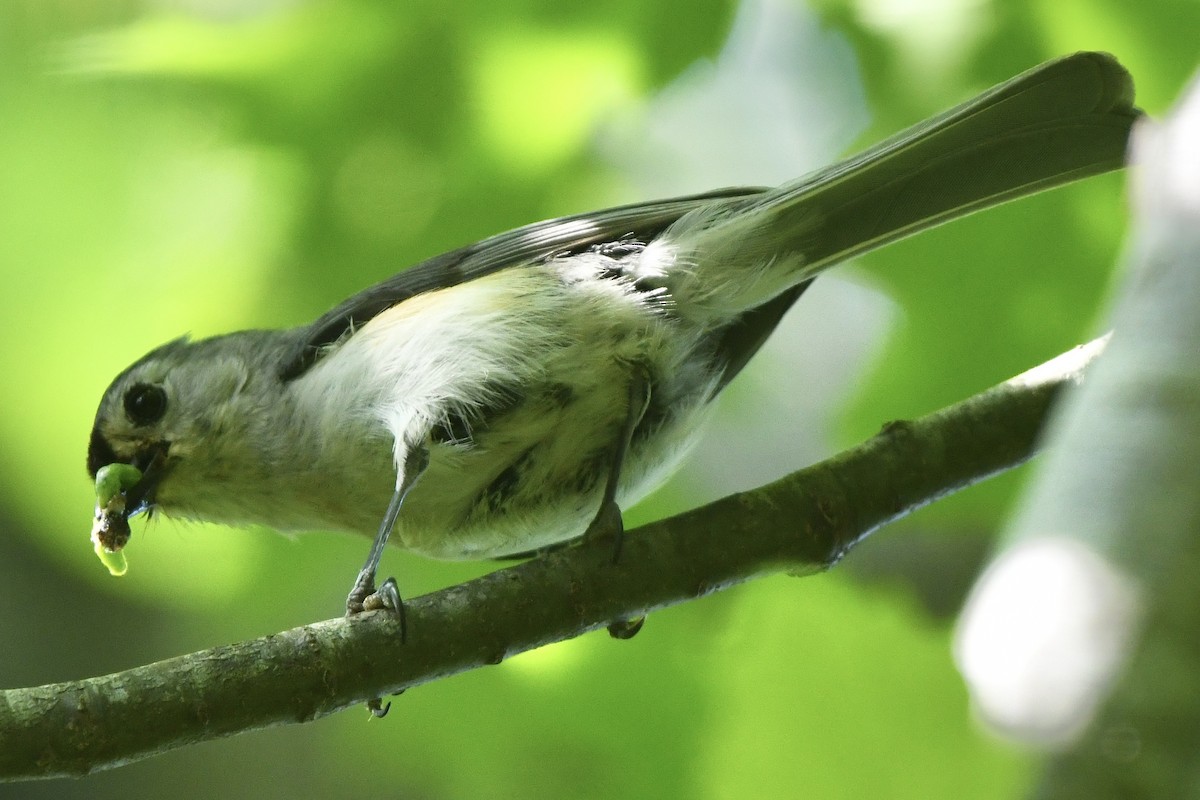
[1073,50,1139,117]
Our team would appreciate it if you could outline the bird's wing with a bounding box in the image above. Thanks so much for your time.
[278,187,765,380]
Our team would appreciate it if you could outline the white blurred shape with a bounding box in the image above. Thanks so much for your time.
[956,69,1200,749]
[602,0,893,503]
[146,0,298,20]
[603,0,869,192]
[855,0,991,81]
[1132,65,1200,218]
[955,537,1140,745]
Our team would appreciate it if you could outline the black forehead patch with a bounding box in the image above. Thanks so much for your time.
[87,425,120,478]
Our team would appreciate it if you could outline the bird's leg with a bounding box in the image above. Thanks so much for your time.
[345,445,429,718]
[346,445,430,629]
[582,365,651,639]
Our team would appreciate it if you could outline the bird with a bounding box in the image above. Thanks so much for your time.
[86,51,1138,639]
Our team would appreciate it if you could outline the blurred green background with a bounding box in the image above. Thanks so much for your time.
[0,0,1194,796]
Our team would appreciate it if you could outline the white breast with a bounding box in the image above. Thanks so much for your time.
[295,258,720,559]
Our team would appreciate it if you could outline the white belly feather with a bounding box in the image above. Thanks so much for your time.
[292,258,719,559]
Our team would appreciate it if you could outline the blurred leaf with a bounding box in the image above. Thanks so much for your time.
[0,0,1194,797]
[466,27,644,171]
[695,576,1030,799]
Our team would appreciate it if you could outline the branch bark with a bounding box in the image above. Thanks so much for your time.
[0,338,1105,781]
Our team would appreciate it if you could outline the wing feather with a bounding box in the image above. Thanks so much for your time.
[278,187,764,379]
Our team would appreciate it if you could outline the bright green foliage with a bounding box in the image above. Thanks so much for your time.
[0,0,1195,797]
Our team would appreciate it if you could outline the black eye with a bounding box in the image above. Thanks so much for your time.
[124,383,168,426]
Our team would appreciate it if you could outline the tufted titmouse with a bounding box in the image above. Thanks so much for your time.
[87,53,1137,627]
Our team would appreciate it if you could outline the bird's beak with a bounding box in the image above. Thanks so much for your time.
[90,442,172,576]
[124,443,171,516]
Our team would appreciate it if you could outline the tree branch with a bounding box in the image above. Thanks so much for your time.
[0,338,1105,781]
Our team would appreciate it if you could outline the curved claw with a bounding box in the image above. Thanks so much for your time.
[607,616,645,640]
[353,576,407,719]
[367,698,392,718]
[364,577,401,611]
[359,577,407,643]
